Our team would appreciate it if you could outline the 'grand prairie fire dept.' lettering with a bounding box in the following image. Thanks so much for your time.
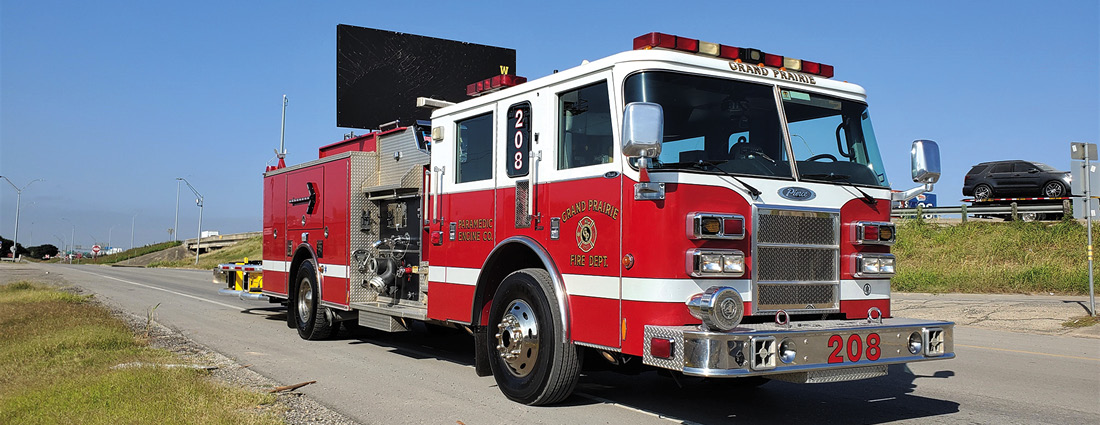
[560,199,619,223]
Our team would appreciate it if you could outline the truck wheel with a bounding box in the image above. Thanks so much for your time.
[295,261,334,340]
[487,268,581,405]
[973,184,993,200]
[1043,181,1067,197]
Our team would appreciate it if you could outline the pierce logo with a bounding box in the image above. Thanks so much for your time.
[778,186,815,201]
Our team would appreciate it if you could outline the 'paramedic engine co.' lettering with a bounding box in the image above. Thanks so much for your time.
[456,218,493,242]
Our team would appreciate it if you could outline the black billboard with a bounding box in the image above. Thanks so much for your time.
[336,25,517,130]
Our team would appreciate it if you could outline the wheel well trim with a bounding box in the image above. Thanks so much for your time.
[290,243,321,302]
[477,235,571,344]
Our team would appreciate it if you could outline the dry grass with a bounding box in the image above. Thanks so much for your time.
[148,236,262,269]
[0,281,279,424]
[893,219,1094,295]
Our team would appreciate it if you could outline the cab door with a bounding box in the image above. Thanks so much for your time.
[541,75,623,349]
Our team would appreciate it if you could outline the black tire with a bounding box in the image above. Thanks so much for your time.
[487,268,581,405]
[295,261,335,340]
[1043,181,1067,197]
[973,184,993,200]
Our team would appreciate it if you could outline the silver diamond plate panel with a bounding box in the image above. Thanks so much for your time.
[757,247,836,281]
[348,152,381,304]
[769,364,888,384]
[378,128,430,189]
[643,325,686,371]
[757,210,837,246]
[515,180,531,228]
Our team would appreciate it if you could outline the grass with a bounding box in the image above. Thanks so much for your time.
[148,236,262,269]
[893,219,1095,295]
[1062,315,1100,328]
[96,241,183,265]
[0,281,279,424]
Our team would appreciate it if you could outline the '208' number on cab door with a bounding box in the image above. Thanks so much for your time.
[827,333,881,363]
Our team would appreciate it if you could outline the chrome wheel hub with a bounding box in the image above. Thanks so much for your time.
[495,299,539,378]
[297,277,313,321]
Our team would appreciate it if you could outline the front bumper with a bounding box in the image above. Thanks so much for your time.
[643,317,953,383]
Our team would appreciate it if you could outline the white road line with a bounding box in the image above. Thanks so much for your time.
[72,268,244,310]
[574,392,704,424]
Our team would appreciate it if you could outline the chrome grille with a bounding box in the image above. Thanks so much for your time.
[754,208,839,313]
[758,212,835,245]
[758,284,836,309]
[757,247,836,281]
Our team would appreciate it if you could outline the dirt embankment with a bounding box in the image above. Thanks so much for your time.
[116,244,193,267]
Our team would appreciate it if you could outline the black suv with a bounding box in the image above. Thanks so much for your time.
[962,160,1072,199]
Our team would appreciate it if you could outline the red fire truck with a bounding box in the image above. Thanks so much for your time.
[260,32,953,405]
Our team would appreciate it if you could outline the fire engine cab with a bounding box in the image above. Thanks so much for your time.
[261,32,954,405]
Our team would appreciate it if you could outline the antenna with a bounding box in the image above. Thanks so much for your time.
[277,95,288,168]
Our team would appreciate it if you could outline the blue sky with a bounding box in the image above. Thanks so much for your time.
[1,0,1098,250]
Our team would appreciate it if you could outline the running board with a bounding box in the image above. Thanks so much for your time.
[350,301,427,333]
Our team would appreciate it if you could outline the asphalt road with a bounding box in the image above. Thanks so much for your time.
[28,264,1100,424]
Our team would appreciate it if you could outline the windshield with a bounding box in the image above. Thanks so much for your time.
[624,71,791,179]
[623,71,890,188]
[783,90,889,187]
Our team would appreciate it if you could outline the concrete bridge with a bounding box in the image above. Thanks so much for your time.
[184,231,261,253]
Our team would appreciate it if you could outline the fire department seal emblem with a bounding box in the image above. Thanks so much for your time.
[576,216,596,252]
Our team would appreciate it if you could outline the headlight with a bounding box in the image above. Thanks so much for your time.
[686,286,744,331]
[853,253,896,277]
[688,249,745,277]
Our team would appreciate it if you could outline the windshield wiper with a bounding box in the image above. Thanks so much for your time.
[676,159,762,199]
[802,173,876,205]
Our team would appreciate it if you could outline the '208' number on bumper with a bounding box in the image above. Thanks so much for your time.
[828,333,881,363]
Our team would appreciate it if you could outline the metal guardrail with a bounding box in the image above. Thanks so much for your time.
[892,200,1073,222]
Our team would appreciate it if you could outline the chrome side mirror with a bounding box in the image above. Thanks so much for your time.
[911,140,940,184]
[622,102,664,159]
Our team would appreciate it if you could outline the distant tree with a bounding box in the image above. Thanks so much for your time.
[0,236,28,257]
[29,244,59,259]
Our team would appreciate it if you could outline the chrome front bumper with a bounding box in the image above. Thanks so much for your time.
[643,317,953,383]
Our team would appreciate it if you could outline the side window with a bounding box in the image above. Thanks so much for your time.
[456,113,493,183]
[558,81,613,169]
[990,163,1012,173]
[1014,162,1037,172]
[968,165,988,176]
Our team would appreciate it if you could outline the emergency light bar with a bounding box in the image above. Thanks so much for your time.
[466,74,528,97]
[633,32,834,78]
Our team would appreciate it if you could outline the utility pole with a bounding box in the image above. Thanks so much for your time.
[0,176,43,261]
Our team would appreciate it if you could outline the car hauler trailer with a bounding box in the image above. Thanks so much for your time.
[259,30,954,405]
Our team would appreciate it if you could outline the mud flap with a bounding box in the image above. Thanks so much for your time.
[286,285,297,329]
[473,326,492,377]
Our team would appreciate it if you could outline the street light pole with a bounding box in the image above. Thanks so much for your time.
[173,179,181,241]
[177,178,203,265]
[131,213,139,251]
[0,176,43,261]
